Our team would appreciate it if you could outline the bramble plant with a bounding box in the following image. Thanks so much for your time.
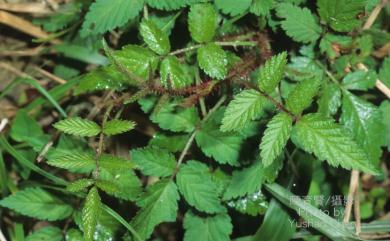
[0,0,390,240]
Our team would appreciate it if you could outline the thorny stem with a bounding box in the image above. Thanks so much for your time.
[171,96,227,178]
[169,41,257,56]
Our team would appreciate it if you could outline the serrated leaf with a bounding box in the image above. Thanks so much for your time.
[227,191,268,216]
[197,117,243,166]
[250,0,273,16]
[183,211,233,241]
[112,44,159,81]
[160,56,193,89]
[26,226,62,241]
[148,133,189,153]
[102,119,135,136]
[223,161,263,200]
[131,179,179,240]
[286,56,324,81]
[146,0,186,10]
[82,187,101,241]
[285,78,322,115]
[35,3,81,32]
[260,113,293,166]
[188,3,217,43]
[221,89,268,132]
[341,91,383,166]
[215,0,251,16]
[67,179,94,192]
[317,0,366,32]
[95,180,120,196]
[54,118,101,137]
[47,150,96,173]
[0,188,73,221]
[131,146,176,177]
[276,3,321,43]
[291,113,378,174]
[65,229,83,241]
[257,52,287,93]
[98,154,135,172]
[74,65,128,95]
[317,82,342,117]
[150,100,200,132]
[342,70,377,90]
[99,168,141,201]
[140,19,171,55]
[80,0,144,37]
[197,43,228,80]
[177,161,225,213]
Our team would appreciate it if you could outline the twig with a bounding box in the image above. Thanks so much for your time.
[36,141,53,163]
[354,187,361,235]
[357,63,390,99]
[0,119,8,133]
[0,2,52,14]
[175,132,196,170]
[169,41,257,56]
[0,62,35,80]
[0,228,7,241]
[343,170,360,223]
[362,0,389,30]
[34,67,67,84]
[0,10,60,45]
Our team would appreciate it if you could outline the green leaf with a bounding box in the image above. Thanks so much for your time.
[183,211,233,241]
[0,188,73,221]
[82,187,101,241]
[276,3,321,43]
[221,89,268,132]
[74,65,128,95]
[67,179,94,192]
[112,44,159,81]
[98,154,135,172]
[317,0,366,32]
[146,0,186,10]
[250,0,273,16]
[81,0,144,37]
[177,161,225,213]
[215,0,251,16]
[99,168,141,201]
[260,113,293,166]
[252,200,295,241]
[47,150,96,173]
[160,56,193,89]
[227,191,268,216]
[286,56,324,81]
[265,183,359,240]
[285,78,322,115]
[380,101,390,151]
[148,133,189,153]
[10,110,50,152]
[196,116,243,166]
[197,43,228,80]
[34,3,81,32]
[317,82,342,117]
[95,180,120,196]
[150,100,200,132]
[291,113,378,174]
[26,226,62,241]
[341,91,383,166]
[257,52,287,93]
[319,34,352,59]
[223,161,263,200]
[102,119,135,136]
[131,146,176,177]
[65,229,84,241]
[140,19,171,55]
[342,70,377,90]
[188,3,217,43]
[379,55,390,87]
[54,118,101,137]
[131,179,179,240]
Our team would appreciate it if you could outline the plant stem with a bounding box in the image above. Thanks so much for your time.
[169,41,257,56]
